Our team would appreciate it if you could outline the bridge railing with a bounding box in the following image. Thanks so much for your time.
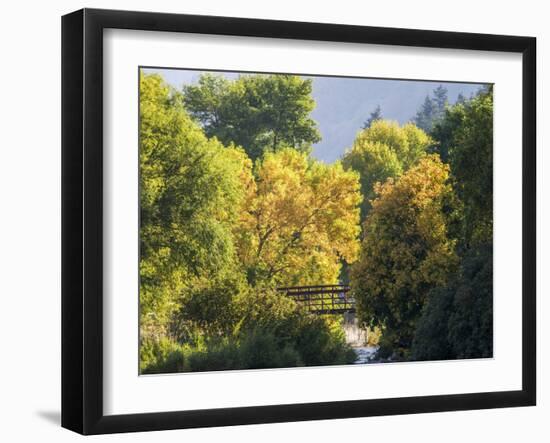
[277,284,355,314]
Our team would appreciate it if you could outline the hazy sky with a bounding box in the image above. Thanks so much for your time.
[142,67,485,163]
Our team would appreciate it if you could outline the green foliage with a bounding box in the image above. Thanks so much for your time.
[431,87,493,248]
[174,272,248,339]
[291,315,357,365]
[432,85,448,115]
[139,73,252,339]
[413,85,448,132]
[237,332,302,370]
[139,70,493,372]
[351,155,459,350]
[408,89,494,361]
[362,104,382,129]
[411,245,493,360]
[141,311,356,373]
[140,337,187,374]
[183,339,243,372]
[139,72,360,374]
[408,286,455,360]
[430,99,466,163]
[235,288,356,366]
[342,120,433,219]
[234,287,298,333]
[159,332,303,373]
[183,73,321,161]
[447,87,493,247]
[141,279,356,373]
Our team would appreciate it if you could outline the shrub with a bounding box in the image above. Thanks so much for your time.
[140,337,186,374]
[290,314,356,366]
[142,285,357,373]
[175,273,247,339]
[238,331,302,369]
[142,311,355,373]
[183,339,242,372]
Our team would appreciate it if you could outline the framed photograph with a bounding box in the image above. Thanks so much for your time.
[62,8,536,435]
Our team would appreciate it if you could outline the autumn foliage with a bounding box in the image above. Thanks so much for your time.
[235,148,362,286]
[139,71,493,371]
[351,155,459,353]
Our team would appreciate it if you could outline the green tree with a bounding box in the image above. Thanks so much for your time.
[351,155,458,353]
[431,87,493,246]
[410,87,494,361]
[432,85,448,115]
[429,101,466,163]
[413,85,448,132]
[411,244,493,360]
[342,120,433,219]
[414,96,436,132]
[183,73,321,161]
[447,87,493,247]
[139,73,251,340]
[362,104,382,129]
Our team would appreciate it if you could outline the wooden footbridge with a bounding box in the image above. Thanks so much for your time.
[277,284,356,315]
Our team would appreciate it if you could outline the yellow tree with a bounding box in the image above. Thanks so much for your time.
[235,148,362,287]
[342,120,433,219]
[351,154,458,352]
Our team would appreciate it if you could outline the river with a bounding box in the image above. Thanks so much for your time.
[353,345,379,364]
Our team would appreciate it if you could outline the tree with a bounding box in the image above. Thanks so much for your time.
[409,87,494,361]
[235,148,362,286]
[351,155,459,352]
[362,104,382,129]
[447,87,493,247]
[342,120,433,219]
[140,72,363,373]
[429,101,466,163]
[414,95,436,132]
[431,87,493,247]
[413,85,448,132]
[139,73,251,339]
[446,244,493,358]
[432,85,448,114]
[411,244,493,360]
[183,73,321,161]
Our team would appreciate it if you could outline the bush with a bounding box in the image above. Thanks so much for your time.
[290,314,356,366]
[183,339,242,372]
[142,285,357,373]
[233,286,298,333]
[238,331,302,369]
[140,337,186,374]
[142,312,355,373]
[175,273,246,339]
[235,288,356,366]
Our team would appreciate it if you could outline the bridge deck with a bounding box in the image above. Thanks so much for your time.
[277,284,355,314]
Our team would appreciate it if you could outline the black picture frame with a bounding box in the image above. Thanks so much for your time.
[62,8,536,435]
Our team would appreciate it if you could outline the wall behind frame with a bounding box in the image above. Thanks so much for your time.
[0,0,545,442]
